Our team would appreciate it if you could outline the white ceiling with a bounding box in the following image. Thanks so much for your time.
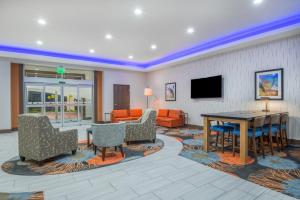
[0,0,300,65]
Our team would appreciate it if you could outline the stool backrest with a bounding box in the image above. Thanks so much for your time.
[281,113,288,125]
[270,114,280,125]
[253,117,265,128]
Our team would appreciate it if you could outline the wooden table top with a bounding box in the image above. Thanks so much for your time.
[201,111,288,120]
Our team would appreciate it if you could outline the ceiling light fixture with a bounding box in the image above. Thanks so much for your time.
[253,0,263,5]
[36,40,43,45]
[128,55,134,59]
[134,8,143,16]
[37,18,47,26]
[105,34,113,40]
[150,44,157,50]
[89,49,95,53]
[186,27,195,34]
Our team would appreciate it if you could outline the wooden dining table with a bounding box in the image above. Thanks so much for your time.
[201,111,288,165]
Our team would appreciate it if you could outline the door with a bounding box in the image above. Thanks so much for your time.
[63,86,79,123]
[113,84,130,110]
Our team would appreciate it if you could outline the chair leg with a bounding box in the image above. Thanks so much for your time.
[221,132,224,153]
[20,156,25,161]
[252,137,257,161]
[115,146,117,151]
[259,136,265,158]
[94,145,97,155]
[119,145,124,157]
[102,147,106,161]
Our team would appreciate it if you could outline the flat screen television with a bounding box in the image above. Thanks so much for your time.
[191,75,222,98]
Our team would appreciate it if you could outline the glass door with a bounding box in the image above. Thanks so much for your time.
[25,84,44,114]
[79,86,93,124]
[45,85,62,124]
[24,82,93,126]
[63,86,79,125]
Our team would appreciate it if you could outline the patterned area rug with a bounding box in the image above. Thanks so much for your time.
[157,126,300,199]
[0,191,43,200]
[1,139,163,176]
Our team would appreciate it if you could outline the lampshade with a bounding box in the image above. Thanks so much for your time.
[144,88,153,96]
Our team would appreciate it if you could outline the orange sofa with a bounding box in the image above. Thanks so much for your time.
[111,109,142,123]
[156,109,185,128]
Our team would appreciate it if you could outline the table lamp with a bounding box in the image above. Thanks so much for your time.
[261,97,270,112]
[144,88,153,108]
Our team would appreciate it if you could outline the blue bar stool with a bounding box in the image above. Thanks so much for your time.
[232,117,265,160]
[210,121,234,153]
[263,114,281,153]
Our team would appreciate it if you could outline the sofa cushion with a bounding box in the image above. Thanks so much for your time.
[168,110,181,119]
[130,109,142,117]
[113,110,128,118]
[158,109,169,117]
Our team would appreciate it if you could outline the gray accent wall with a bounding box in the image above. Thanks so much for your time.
[146,35,300,140]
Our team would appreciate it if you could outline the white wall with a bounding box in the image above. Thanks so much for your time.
[102,68,147,117]
[0,58,11,130]
[146,35,300,140]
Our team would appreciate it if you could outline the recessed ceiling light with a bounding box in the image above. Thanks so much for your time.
[89,49,95,53]
[36,40,43,45]
[186,27,195,34]
[150,44,157,50]
[253,0,263,5]
[128,55,134,59]
[37,18,47,26]
[105,34,113,40]
[134,8,143,16]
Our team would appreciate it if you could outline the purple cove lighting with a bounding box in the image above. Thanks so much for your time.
[144,13,300,67]
[0,45,144,68]
[0,13,300,68]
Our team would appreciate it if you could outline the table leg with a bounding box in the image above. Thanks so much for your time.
[240,120,249,164]
[203,117,211,152]
[87,131,90,147]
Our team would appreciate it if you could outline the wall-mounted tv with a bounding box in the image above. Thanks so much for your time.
[191,75,222,98]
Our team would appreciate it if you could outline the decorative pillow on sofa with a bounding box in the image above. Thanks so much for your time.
[113,110,128,118]
[168,110,181,118]
[158,109,169,117]
[130,109,142,117]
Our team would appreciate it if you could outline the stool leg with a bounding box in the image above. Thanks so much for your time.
[260,136,265,158]
[252,136,257,161]
[284,129,289,147]
[269,133,274,155]
[215,132,219,148]
[232,134,236,157]
[221,132,224,153]
[275,132,280,152]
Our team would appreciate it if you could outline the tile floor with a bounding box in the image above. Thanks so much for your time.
[0,126,297,200]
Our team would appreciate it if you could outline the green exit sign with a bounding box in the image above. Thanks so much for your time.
[56,67,65,75]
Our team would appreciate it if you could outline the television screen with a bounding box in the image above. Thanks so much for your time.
[191,75,222,98]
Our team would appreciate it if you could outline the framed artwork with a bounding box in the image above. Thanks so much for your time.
[255,68,283,100]
[165,82,176,101]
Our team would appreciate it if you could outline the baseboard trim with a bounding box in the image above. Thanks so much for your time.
[288,139,300,146]
[0,129,12,133]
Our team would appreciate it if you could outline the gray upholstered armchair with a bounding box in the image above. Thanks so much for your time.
[125,109,157,143]
[18,114,78,163]
[92,122,126,161]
